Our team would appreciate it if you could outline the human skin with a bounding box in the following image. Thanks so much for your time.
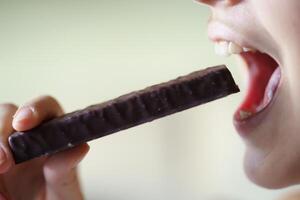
[0,96,89,199]
[277,191,300,200]
[196,0,300,189]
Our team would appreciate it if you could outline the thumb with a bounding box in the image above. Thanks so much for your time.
[43,143,89,200]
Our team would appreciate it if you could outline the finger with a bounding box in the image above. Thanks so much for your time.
[0,104,18,173]
[43,143,89,200]
[12,95,64,131]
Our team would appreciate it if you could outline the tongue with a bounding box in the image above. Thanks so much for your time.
[236,52,279,120]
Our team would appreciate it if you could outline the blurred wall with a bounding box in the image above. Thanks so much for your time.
[0,1,292,199]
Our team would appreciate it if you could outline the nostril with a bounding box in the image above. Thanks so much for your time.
[194,0,217,6]
[226,0,241,6]
[194,0,241,7]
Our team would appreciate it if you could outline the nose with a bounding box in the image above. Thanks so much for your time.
[195,0,240,7]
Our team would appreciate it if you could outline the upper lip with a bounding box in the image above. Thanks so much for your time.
[207,19,281,65]
[207,20,260,51]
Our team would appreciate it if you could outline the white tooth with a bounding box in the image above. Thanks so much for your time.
[243,47,256,52]
[239,110,253,120]
[228,42,243,54]
[214,41,230,57]
[267,90,273,100]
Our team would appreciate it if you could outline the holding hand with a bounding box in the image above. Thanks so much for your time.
[0,96,89,200]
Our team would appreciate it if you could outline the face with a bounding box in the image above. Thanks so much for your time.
[197,0,300,189]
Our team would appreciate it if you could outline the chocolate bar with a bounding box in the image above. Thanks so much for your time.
[8,65,239,164]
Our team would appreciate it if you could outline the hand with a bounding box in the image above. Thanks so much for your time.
[0,96,89,200]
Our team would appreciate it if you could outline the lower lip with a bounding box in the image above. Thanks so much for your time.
[233,67,282,137]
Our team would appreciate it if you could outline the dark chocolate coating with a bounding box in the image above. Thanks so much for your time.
[8,65,239,164]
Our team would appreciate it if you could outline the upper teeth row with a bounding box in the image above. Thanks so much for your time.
[215,41,256,57]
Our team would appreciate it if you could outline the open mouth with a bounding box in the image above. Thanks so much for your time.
[234,51,281,121]
[214,41,281,123]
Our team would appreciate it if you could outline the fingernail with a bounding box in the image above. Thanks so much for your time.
[13,107,35,123]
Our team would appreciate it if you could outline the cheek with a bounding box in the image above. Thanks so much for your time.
[251,0,300,54]
[240,0,300,189]
[251,0,300,92]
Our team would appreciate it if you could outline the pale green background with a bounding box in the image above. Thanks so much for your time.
[0,1,295,199]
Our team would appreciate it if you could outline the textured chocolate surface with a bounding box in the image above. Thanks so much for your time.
[8,65,239,164]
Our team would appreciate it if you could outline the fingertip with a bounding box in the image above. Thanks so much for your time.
[44,143,89,186]
[73,143,90,167]
[12,106,37,131]
[80,143,90,155]
[45,143,89,172]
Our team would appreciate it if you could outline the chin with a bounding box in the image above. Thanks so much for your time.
[243,144,300,189]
